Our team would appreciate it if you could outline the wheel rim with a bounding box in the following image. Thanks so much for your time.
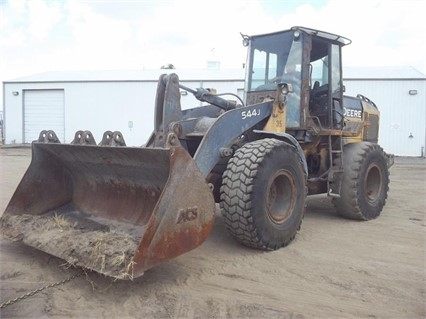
[364,163,383,204]
[266,169,296,224]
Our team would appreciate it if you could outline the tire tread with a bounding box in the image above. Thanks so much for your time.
[334,142,390,220]
[220,138,305,250]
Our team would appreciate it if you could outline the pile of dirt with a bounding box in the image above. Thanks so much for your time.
[0,213,142,280]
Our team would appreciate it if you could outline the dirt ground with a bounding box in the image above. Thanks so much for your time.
[0,147,425,319]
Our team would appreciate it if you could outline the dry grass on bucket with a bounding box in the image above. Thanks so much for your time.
[52,213,71,230]
[90,235,108,273]
[86,232,137,279]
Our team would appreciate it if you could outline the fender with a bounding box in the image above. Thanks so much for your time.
[253,130,308,178]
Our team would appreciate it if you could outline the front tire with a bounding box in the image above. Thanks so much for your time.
[220,138,306,250]
[334,142,390,220]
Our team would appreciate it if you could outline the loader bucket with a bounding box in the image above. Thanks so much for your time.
[0,143,216,279]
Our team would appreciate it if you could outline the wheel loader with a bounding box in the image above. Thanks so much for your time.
[0,26,394,280]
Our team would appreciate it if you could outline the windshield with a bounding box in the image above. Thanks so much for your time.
[247,31,292,91]
[246,31,302,127]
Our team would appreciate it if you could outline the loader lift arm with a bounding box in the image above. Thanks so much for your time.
[146,73,276,178]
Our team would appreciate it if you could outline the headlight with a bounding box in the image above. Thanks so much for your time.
[294,30,300,40]
[279,83,293,95]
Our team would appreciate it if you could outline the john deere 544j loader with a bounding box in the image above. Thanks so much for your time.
[0,27,393,279]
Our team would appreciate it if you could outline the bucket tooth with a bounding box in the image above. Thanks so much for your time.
[71,130,97,145]
[99,131,126,147]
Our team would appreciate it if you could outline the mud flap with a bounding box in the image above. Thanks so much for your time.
[0,143,215,279]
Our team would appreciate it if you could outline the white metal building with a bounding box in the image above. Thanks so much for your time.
[2,67,425,156]
[343,67,426,157]
[2,69,245,147]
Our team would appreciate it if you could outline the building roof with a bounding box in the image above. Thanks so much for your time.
[5,69,246,83]
[4,66,425,83]
[343,66,426,80]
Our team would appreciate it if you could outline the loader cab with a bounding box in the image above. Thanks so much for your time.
[244,26,351,131]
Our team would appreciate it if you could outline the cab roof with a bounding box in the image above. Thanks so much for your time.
[249,26,352,47]
[292,26,352,46]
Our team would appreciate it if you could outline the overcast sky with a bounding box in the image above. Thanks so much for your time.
[1,0,425,102]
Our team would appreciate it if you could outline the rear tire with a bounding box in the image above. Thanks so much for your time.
[220,138,306,250]
[334,142,390,220]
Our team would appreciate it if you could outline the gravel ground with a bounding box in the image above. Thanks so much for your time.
[0,147,425,319]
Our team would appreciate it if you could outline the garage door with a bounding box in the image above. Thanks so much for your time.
[24,90,65,143]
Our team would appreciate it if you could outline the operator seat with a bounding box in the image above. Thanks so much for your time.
[310,81,320,104]
[309,81,330,128]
